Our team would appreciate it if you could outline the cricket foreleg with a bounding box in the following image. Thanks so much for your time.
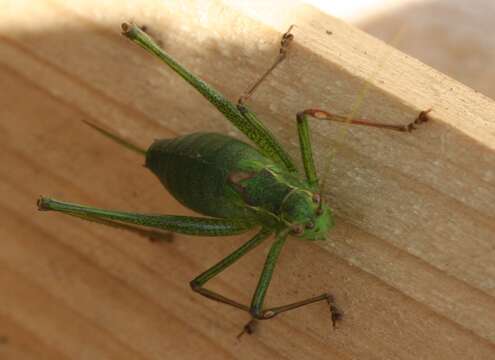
[238,25,294,105]
[297,108,431,132]
[237,230,341,338]
[37,197,255,236]
[189,228,272,312]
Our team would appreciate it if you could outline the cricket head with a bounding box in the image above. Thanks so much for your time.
[280,190,335,241]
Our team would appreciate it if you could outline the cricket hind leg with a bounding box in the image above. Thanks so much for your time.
[229,25,301,173]
[122,23,298,174]
[37,197,255,237]
[64,210,174,242]
[238,231,342,338]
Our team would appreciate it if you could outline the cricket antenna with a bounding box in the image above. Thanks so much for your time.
[319,24,409,197]
[82,120,147,156]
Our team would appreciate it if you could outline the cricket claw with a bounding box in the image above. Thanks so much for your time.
[415,108,432,125]
[237,319,257,339]
[330,304,343,328]
[37,196,47,211]
[326,294,343,329]
[404,108,432,132]
[280,25,295,54]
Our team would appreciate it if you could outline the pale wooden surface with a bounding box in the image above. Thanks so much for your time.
[1,1,495,359]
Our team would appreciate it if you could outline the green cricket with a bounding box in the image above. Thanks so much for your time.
[38,23,429,336]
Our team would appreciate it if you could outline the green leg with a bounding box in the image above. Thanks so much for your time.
[248,230,290,318]
[190,228,272,312]
[295,108,432,188]
[295,112,319,188]
[37,197,255,236]
[238,230,341,337]
[121,23,297,173]
[62,210,173,242]
[235,105,297,172]
[235,25,298,173]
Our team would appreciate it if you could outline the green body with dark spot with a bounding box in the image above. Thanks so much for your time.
[146,132,270,220]
[146,132,333,238]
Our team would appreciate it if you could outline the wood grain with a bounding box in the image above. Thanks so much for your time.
[1,1,494,359]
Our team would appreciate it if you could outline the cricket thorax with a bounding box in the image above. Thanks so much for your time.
[229,166,334,240]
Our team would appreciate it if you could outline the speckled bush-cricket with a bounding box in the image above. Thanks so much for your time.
[38,23,429,336]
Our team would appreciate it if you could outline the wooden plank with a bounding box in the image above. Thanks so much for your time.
[1,1,494,359]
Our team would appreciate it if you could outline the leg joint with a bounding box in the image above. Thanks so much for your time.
[296,111,305,123]
[249,307,277,320]
[189,280,200,292]
[236,103,248,114]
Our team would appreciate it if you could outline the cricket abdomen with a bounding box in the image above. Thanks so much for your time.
[145,132,277,220]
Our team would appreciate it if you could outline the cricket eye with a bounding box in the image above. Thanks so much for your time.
[290,224,304,235]
[305,221,315,230]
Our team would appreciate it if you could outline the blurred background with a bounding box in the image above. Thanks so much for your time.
[308,0,495,99]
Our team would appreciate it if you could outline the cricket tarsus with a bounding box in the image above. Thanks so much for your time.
[330,303,343,328]
[38,22,430,337]
[238,25,295,106]
[237,319,257,339]
[409,108,432,130]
